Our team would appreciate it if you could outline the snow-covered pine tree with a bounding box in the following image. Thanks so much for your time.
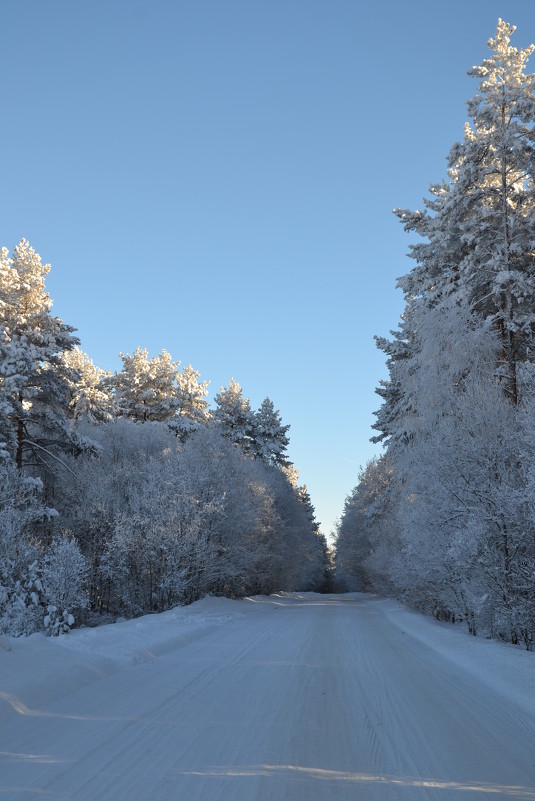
[213,378,255,456]
[177,364,210,423]
[375,19,535,452]
[455,20,535,403]
[268,465,327,591]
[386,20,535,413]
[61,346,113,423]
[0,239,85,475]
[372,298,423,447]
[250,397,290,467]
[107,347,181,422]
[170,363,211,438]
[367,21,535,644]
[334,456,397,593]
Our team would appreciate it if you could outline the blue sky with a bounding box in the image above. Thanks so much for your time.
[2,1,534,540]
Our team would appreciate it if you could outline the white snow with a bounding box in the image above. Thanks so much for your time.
[378,596,535,721]
[1,593,535,800]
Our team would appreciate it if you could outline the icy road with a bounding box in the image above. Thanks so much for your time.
[1,593,535,800]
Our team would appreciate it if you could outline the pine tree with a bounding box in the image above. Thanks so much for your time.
[0,239,83,474]
[369,21,535,644]
[250,397,290,466]
[177,364,210,423]
[372,299,421,447]
[108,347,181,422]
[387,20,535,412]
[171,364,211,438]
[61,346,113,423]
[461,20,535,402]
[213,378,255,455]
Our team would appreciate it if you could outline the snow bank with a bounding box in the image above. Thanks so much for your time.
[53,595,248,664]
[0,595,250,713]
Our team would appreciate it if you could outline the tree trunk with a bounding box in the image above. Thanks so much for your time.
[16,393,24,469]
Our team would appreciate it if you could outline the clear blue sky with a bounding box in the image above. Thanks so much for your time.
[2,1,534,540]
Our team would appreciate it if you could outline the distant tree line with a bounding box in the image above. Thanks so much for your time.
[335,20,535,649]
[0,240,330,636]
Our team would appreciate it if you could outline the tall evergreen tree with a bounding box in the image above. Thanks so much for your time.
[107,347,181,423]
[0,239,83,475]
[455,19,535,403]
[384,19,535,418]
[61,346,113,423]
[365,20,535,645]
[173,363,211,436]
[213,378,255,455]
[250,398,290,467]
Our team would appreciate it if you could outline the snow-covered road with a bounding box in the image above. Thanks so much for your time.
[1,593,535,800]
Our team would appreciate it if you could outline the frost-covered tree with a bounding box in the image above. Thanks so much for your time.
[334,456,397,594]
[250,398,290,467]
[108,347,181,422]
[269,466,328,591]
[0,460,90,636]
[55,416,329,615]
[369,297,535,644]
[107,348,210,434]
[0,457,52,635]
[364,21,535,648]
[213,378,255,455]
[390,20,535,407]
[170,363,211,439]
[41,536,88,634]
[455,20,535,403]
[57,420,263,611]
[176,364,210,422]
[57,419,181,612]
[372,298,421,447]
[175,424,290,598]
[0,239,84,475]
[61,346,113,423]
[392,302,535,642]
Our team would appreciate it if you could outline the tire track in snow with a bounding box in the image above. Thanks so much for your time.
[1,594,535,801]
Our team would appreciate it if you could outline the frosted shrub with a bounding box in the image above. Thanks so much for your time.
[0,559,43,637]
[41,536,88,634]
[44,605,75,635]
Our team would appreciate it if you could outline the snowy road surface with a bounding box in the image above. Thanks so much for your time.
[1,593,535,800]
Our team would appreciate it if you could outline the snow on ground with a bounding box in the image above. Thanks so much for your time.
[1,595,251,713]
[1,593,535,800]
[377,596,535,721]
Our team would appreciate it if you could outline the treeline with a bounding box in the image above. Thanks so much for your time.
[0,241,329,636]
[335,20,535,649]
